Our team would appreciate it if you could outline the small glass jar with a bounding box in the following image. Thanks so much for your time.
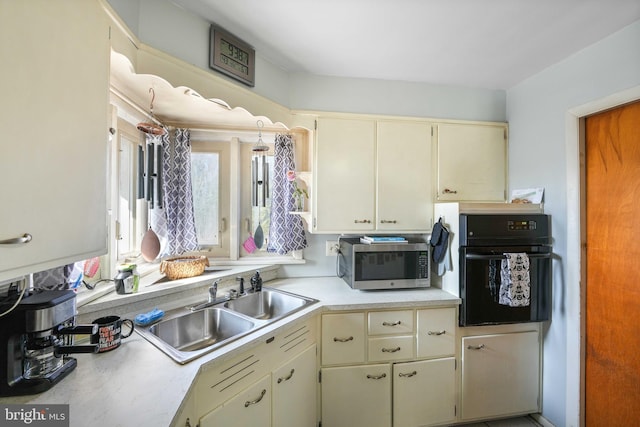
[114,263,139,294]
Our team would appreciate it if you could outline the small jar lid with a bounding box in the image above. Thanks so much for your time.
[117,263,136,272]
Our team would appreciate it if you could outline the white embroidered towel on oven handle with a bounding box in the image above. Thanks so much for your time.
[499,252,531,307]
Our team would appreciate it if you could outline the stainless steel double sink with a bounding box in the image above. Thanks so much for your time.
[135,288,318,364]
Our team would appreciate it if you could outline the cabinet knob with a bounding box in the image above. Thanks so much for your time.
[0,233,32,245]
[443,188,458,194]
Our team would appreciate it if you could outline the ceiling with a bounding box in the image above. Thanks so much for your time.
[170,0,640,90]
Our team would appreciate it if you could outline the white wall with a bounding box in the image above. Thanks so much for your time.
[506,20,640,427]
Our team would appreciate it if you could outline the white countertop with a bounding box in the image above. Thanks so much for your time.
[0,276,460,427]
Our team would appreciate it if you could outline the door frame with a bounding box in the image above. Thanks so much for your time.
[565,85,640,427]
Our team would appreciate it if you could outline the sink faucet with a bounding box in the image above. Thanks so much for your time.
[250,271,262,292]
[208,280,218,302]
[190,280,225,311]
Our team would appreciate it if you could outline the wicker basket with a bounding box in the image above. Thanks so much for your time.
[159,255,209,280]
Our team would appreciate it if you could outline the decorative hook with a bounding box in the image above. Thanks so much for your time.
[149,88,156,113]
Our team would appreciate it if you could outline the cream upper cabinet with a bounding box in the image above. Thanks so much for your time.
[0,0,109,281]
[314,117,431,233]
[377,121,432,230]
[461,330,540,421]
[435,122,507,202]
[314,117,376,232]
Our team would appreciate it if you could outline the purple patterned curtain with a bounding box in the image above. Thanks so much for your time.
[267,134,308,254]
[149,129,198,257]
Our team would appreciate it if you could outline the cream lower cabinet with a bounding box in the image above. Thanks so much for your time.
[272,344,318,427]
[186,319,317,427]
[461,330,540,421]
[200,374,271,427]
[393,358,456,427]
[321,308,457,427]
[321,364,392,427]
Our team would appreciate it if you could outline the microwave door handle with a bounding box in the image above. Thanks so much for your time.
[464,253,551,260]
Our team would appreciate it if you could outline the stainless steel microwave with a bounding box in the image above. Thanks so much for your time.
[337,238,430,290]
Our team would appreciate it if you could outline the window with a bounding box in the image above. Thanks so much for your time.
[190,139,230,257]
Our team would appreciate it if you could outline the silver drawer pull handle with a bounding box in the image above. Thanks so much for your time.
[427,330,446,336]
[382,321,402,327]
[467,344,486,350]
[354,219,371,224]
[382,346,401,353]
[277,369,295,384]
[398,371,417,378]
[0,233,32,245]
[380,220,397,224]
[366,373,387,380]
[333,336,354,342]
[244,389,267,407]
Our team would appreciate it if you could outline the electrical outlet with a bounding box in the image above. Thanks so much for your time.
[326,240,339,256]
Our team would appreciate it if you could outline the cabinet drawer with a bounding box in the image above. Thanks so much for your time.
[368,310,414,336]
[416,307,456,358]
[322,313,366,365]
[368,336,414,362]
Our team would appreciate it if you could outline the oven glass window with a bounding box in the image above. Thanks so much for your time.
[460,247,551,326]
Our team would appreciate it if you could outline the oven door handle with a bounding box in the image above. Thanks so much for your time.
[464,253,551,260]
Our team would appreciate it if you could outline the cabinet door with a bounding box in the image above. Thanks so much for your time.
[315,117,375,232]
[321,312,365,365]
[393,358,456,427]
[321,364,391,427]
[461,331,540,421]
[377,121,432,231]
[200,375,271,427]
[416,307,456,358]
[0,0,109,281]
[436,123,507,202]
[272,344,317,427]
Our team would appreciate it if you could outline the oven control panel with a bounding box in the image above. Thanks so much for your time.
[508,220,537,231]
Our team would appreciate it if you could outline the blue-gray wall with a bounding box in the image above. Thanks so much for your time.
[506,20,640,427]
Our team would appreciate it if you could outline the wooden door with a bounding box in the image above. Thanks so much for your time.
[585,100,640,426]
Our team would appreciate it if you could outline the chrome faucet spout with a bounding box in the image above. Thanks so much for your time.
[208,280,218,303]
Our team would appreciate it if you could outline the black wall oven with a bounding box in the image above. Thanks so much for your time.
[459,213,552,326]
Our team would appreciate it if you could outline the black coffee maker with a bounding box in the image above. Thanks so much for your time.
[0,288,98,396]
